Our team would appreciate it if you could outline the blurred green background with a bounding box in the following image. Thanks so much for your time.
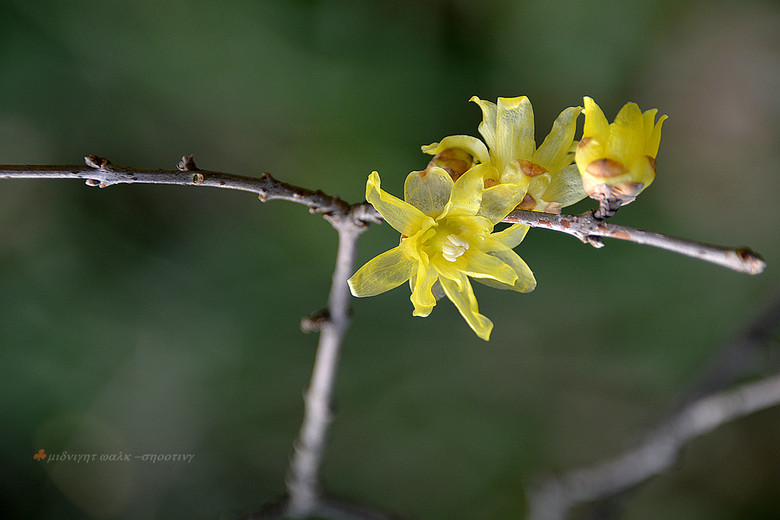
[1,1,778,519]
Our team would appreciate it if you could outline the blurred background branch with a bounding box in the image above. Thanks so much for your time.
[526,290,780,520]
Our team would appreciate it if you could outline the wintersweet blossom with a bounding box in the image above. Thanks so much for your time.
[347,166,536,341]
[576,96,667,218]
[422,96,587,214]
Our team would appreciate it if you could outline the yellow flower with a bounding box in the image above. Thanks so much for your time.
[348,166,536,341]
[422,96,586,214]
[576,96,667,218]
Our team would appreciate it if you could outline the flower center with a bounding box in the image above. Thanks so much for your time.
[441,234,469,262]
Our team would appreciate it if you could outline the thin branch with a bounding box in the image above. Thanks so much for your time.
[283,209,370,517]
[504,209,765,275]
[0,156,376,224]
[526,371,780,520]
[0,158,765,274]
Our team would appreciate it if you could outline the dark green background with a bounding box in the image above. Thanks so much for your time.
[1,1,778,519]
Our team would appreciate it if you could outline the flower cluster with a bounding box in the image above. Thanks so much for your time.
[349,95,665,340]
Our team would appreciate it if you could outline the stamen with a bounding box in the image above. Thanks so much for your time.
[441,234,469,262]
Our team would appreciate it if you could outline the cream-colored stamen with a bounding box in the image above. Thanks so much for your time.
[441,234,469,262]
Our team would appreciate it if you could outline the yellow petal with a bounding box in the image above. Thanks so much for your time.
[439,275,493,341]
[441,164,488,218]
[540,164,587,208]
[645,113,667,158]
[366,171,433,236]
[628,155,656,188]
[642,108,658,143]
[534,105,582,173]
[404,167,453,218]
[410,264,438,317]
[421,135,490,165]
[494,96,535,171]
[470,96,498,151]
[489,223,529,249]
[583,96,609,139]
[474,249,536,292]
[609,102,645,166]
[400,228,434,267]
[478,180,529,224]
[461,249,518,286]
[348,245,415,297]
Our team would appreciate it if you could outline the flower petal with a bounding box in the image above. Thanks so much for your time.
[404,166,453,218]
[494,96,535,171]
[477,180,529,224]
[489,223,529,250]
[461,249,518,286]
[583,96,609,139]
[442,164,488,218]
[421,135,490,165]
[645,112,667,158]
[366,171,433,236]
[410,264,438,317]
[540,164,587,208]
[474,249,536,292]
[627,155,657,188]
[439,275,493,341]
[534,105,581,173]
[348,245,415,297]
[470,95,498,151]
[609,102,644,166]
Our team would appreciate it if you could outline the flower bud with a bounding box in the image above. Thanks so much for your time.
[576,97,666,218]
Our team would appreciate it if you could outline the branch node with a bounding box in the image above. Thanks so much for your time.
[586,235,605,248]
[84,178,102,187]
[300,310,331,333]
[177,155,198,171]
[84,155,111,171]
[350,202,382,227]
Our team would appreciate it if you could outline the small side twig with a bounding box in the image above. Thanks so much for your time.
[504,208,765,275]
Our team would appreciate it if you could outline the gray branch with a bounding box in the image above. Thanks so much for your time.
[0,155,375,225]
[505,209,765,275]
[284,213,368,517]
[0,157,765,275]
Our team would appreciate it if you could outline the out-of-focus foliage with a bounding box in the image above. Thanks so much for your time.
[1,1,778,519]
